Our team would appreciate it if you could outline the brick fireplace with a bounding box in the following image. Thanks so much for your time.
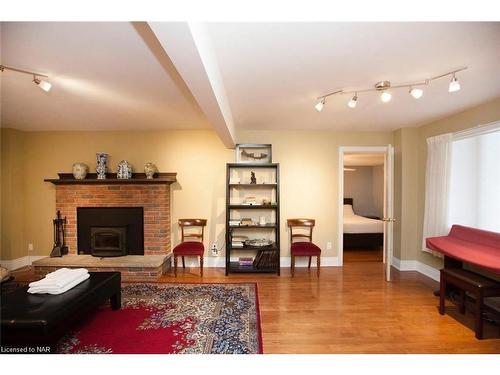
[34,173,177,281]
[56,184,170,255]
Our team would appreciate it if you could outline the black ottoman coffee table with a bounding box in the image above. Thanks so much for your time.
[1,271,121,353]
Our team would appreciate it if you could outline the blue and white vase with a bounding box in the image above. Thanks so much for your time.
[96,153,108,180]
[117,160,133,179]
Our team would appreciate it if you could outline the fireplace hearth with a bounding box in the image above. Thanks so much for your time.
[77,207,144,256]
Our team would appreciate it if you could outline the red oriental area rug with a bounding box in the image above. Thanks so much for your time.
[56,283,263,354]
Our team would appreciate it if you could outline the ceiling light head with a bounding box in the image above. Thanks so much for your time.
[348,94,358,109]
[448,74,461,93]
[33,77,52,92]
[409,87,424,99]
[380,91,392,103]
[375,81,391,91]
[315,98,325,112]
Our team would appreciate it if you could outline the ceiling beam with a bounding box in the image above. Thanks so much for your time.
[147,22,235,148]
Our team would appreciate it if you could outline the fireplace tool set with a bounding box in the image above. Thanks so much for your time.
[50,210,68,257]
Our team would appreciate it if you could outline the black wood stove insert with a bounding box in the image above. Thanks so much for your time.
[77,207,144,257]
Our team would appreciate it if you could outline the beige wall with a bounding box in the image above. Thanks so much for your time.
[237,130,394,259]
[1,128,26,260]
[2,97,499,268]
[1,127,393,262]
[1,129,233,260]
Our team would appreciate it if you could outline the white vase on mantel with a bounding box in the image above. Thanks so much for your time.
[144,162,157,179]
[72,162,88,180]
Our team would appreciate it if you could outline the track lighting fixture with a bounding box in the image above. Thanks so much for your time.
[315,67,466,110]
[33,76,52,92]
[409,87,424,99]
[347,94,358,108]
[448,74,461,93]
[0,64,52,92]
[315,98,325,112]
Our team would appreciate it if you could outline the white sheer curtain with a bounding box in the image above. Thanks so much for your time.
[448,124,500,232]
[422,133,453,254]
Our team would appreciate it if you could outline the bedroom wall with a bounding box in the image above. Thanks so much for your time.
[344,166,384,218]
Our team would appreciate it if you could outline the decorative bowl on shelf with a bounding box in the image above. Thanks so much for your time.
[244,239,274,248]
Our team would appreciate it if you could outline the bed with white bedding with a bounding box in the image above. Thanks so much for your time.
[343,198,384,249]
[343,204,384,233]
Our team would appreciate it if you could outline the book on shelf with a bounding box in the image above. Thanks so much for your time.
[238,257,254,267]
[231,235,248,248]
[229,220,241,226]
[252,248,278,269]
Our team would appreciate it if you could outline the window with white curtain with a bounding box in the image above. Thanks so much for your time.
[448,125,500,232]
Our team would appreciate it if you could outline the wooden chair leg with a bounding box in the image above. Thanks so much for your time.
[475,289,483,339]
[308,256,311,268]
[182,256,185,269]
[291,255,295,277]
[317,255,320,277]
[439,271,445,315]
[174,255,178,277]
[200,256,204,277]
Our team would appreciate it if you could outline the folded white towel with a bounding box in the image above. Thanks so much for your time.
[28,273,90,295]
[45,268,88,279]
[29,268,89,289]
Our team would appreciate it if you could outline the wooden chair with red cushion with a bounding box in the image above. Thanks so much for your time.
[287,219,321,277]
[173,219,207,277]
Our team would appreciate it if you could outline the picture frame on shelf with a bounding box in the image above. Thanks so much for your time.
[235,144,272,164]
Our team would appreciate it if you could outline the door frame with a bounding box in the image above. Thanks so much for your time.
[337,146,393,271]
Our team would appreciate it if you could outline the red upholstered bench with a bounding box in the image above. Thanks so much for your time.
[426,225,500,339]
[426,225,500,273]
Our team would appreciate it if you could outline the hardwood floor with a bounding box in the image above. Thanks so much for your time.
[10,262,500,353]
[344,248,383,262]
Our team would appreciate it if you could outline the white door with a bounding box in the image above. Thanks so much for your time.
[383,144,395,281]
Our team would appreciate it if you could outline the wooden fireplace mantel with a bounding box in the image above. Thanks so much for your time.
[44,173,177,185]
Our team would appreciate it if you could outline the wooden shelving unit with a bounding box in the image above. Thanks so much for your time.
[225,163,280,275]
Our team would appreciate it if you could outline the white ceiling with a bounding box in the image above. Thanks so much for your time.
[206,22,500,131]
[1,22,500,134]
[0,22,210,131]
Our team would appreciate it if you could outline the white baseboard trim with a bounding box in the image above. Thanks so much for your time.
[174,256,226,268]
[172,256,341,268]
[1,255,46,271]
[391,256,440,282]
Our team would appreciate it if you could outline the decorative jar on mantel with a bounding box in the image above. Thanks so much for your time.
[96,152,109,180]
[144,162,157,179]
[117,160,133,179]
[72,162,88,180]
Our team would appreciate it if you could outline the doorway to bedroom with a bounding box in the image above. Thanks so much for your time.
[343,153,384,263]
[338,146,395,281]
